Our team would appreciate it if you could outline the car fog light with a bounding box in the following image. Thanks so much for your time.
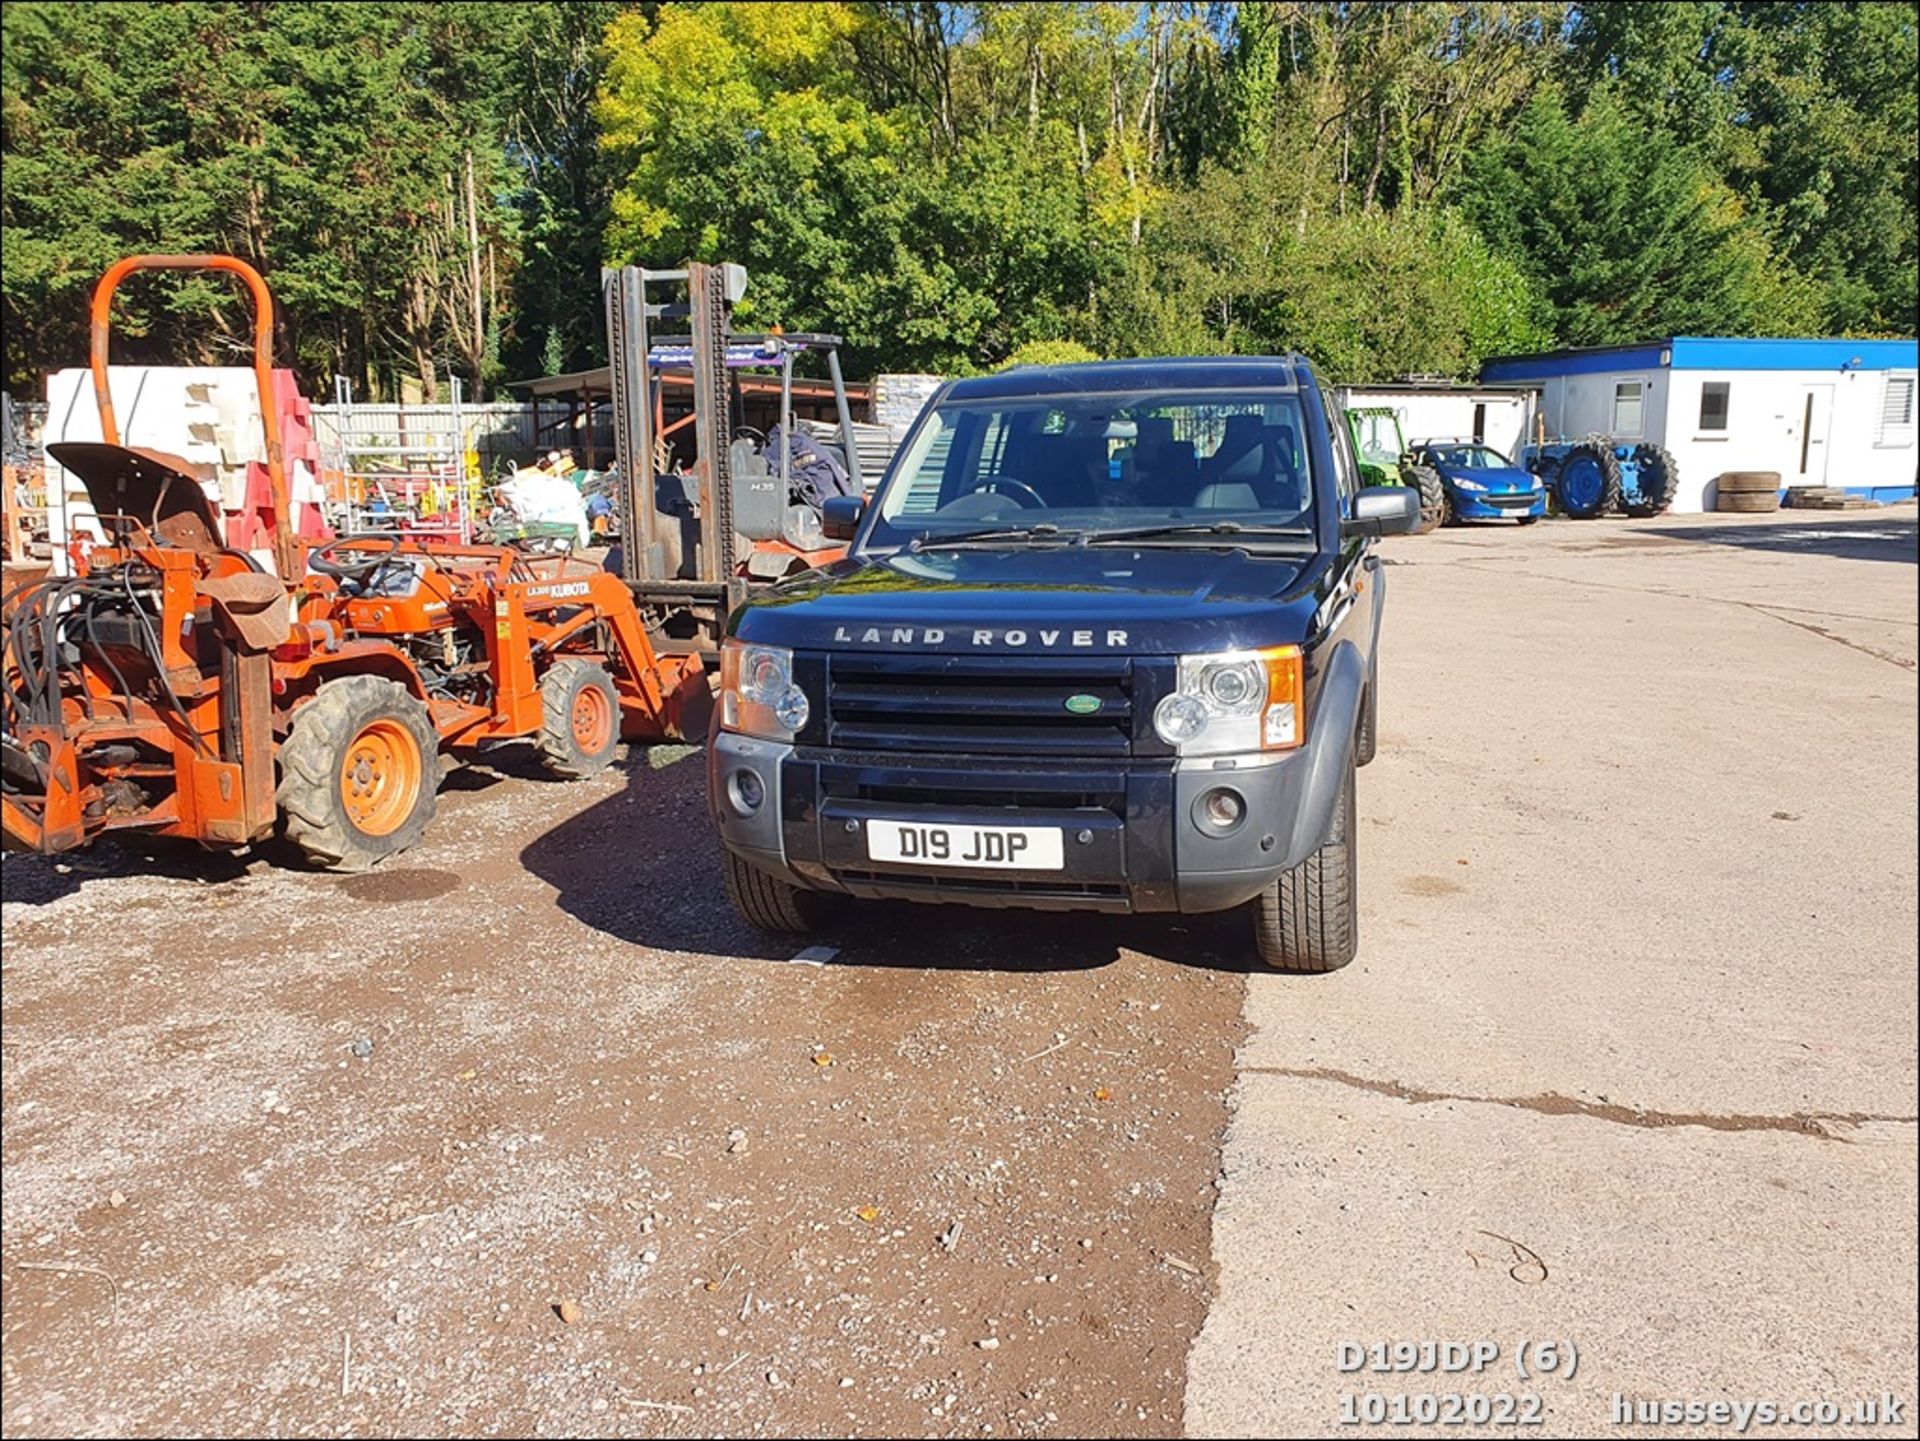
[727,768,765,816]
[1200,787,1246,831]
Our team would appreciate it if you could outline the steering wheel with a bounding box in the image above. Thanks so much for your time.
[309,533,403,580]
[964,477,1046,509]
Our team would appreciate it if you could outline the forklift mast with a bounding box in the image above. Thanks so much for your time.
[604,263,742,594]
[601,262,867,649]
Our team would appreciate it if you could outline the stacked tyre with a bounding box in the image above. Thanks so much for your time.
[1716,471,1782,513]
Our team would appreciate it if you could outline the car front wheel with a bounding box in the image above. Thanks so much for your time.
[1252,750,1358,972]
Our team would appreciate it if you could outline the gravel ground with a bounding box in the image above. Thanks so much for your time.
[2,743,1246,1437]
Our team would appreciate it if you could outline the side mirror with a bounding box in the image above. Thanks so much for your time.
[821,493,865,541]
[1342,486,1421,538]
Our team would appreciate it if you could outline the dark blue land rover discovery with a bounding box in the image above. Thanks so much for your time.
[707,356,1419,971]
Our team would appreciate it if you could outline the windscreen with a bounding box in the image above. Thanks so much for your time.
[868,391,1315,546]
[1425,444,1514,470]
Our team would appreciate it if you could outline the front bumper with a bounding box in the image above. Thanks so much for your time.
[709,732,1330,915]
[1453,487,1545,520]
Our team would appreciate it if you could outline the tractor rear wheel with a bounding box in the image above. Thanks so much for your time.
[1555,436,1623,519]
[536,659,621,778]
[1410,466,1446,533]
[1624,444,1679,517]
[278,675,440,871]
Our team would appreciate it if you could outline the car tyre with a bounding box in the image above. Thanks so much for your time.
[1355,661,1378,768]
[723,850,848,935]
[1253,750,1358,973]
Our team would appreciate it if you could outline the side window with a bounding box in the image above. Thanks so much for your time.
[1612,379,1645,437]
[1698,381,1730,432]
[1877,374,1916,448]
[1329,408,1359,510]
[889,411,959,518]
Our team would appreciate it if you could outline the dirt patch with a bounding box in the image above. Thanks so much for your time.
[336,868,464,904]
[1399,874,1465,897]
[1,753,1246,1436]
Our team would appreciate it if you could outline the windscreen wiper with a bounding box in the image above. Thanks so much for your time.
[1080,521,1315,546]
[909,523,1081,553]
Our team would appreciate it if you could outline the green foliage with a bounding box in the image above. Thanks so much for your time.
[2,1,595,396]
[3,2,1915,398]
[1001,339,1101,369]
[1460,87,1824,345]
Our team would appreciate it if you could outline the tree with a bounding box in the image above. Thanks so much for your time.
[2,1,540,398]
[1460,86,1823,345]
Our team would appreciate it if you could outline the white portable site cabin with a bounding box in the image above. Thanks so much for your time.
[1332,381,1540,463]
[1481,337,1919,512]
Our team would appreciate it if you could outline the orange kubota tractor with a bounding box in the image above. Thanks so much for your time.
[2,255,711,869]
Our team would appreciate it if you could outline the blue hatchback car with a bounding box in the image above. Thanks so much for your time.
[1412,442,1546,524]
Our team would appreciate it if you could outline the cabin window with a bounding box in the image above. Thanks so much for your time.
[1698,381,1730,432]
[1877,375,1916,447]
[1612,379,1645,437]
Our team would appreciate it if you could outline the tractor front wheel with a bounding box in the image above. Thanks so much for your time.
[278,675,441,871]
[536,659,621,778]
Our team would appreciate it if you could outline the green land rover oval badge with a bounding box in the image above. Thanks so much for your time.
[1064,694,1102,715]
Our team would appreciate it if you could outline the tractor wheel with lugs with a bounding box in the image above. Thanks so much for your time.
[1410,465,1447,533]
[536,659,620,778]
[1555,435,1623,519]
[1624,444,1679,517]
[277,675,441,871]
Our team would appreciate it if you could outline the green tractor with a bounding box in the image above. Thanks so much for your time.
[1343,406,1445,535]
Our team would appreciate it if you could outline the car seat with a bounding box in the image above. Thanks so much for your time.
[1190,420,1296,512]
[1133,417,1197,506]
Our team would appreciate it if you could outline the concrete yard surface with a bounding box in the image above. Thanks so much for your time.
[1,508,1914,1438]
[1190,509,1918,1438]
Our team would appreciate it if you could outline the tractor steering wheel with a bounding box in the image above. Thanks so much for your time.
[309,533,403,580]
[964,478,1046,509]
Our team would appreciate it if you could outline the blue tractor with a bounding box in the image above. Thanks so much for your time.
[1519,434,1679,519]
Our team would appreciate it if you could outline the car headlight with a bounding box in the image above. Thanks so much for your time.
[1453,476,1488,492]
[1152,647,1304,756]
[720,639,809,741]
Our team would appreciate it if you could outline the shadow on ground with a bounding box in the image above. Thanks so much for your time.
[0,836,257,906]
[1646,516,1918,563]
[518,746,1259,975]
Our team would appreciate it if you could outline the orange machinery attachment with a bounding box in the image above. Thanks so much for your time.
[2,256,712,870]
